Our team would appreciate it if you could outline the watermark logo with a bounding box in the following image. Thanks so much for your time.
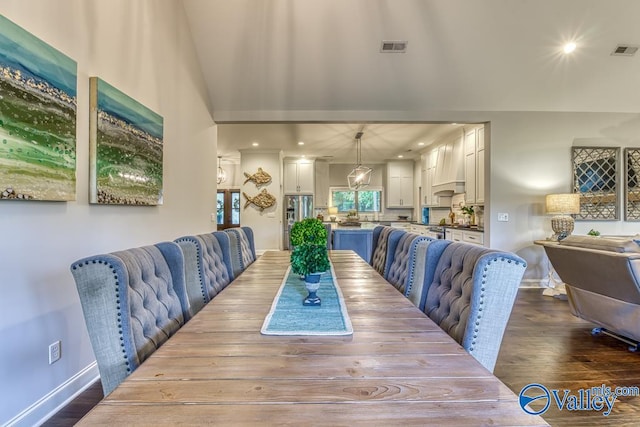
[519,383,639,416]
[519,383,550,415]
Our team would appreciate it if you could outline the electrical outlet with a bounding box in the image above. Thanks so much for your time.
[49,340,61,364]
[497,213,509,222]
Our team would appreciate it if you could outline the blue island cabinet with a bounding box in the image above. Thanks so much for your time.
[332,228,373,263]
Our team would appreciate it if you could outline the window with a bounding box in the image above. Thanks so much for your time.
[330,187,382,212]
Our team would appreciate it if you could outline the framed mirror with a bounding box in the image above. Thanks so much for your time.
[572,147,619,221]
[625,148,640,221]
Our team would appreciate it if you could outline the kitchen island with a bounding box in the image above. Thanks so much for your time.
[332,227,373,262]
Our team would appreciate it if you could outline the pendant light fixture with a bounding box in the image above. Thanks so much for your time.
[217,156,227,184]
[347,131,372,190]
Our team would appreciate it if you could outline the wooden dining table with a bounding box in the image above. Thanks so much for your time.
[77,250,548,426]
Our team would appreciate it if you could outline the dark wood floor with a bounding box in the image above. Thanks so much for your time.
[42,289,640,426]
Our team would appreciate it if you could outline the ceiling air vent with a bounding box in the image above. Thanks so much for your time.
[380,40,407,53]
[611,44,639,56]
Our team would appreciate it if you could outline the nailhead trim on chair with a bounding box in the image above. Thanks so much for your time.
[467,256,526,353]
[72,260,134,373]
[175,236,207,306]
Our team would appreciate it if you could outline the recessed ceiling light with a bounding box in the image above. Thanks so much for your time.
[451,123,458,126]
[563,42,577,54]
[298,141,304,145]
[397,155,404,158]
[252,142,259,147]
[418,142,425,146]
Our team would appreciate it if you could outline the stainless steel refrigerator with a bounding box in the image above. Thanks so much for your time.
[283,195,314,249]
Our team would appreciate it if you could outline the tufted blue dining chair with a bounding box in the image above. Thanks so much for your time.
[421,242,526,372]
[224,227,257,277]
[70,242,190,396]
[370,226,405,277]
[174,231,234,316]
[405,239,452,311]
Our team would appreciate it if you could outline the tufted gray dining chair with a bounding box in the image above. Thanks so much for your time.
[384,232,430,294]
[174,231,234,317]
[70,242,190,396]
[370,225,405,277]
[421,242,527,372]
[224,227,257,277]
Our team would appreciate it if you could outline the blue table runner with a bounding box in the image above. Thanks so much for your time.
[261,264,353,336]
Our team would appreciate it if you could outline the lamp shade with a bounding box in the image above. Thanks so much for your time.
[545,193,580,215]
[328,206,338,215]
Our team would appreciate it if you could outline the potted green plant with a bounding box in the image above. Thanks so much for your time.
[461,205,475,226]
[290,242,330,306]
[290,218,328,247]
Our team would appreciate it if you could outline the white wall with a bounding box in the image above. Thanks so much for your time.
[239,150,283,251]
[484,112,640,284]
[0,1,215,425]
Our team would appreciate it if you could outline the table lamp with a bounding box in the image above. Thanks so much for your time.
[545,193,580,240]
[328,206,338,222]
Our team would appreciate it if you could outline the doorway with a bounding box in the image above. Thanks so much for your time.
[217,189,241,230]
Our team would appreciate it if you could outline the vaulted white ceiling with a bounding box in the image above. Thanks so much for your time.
[182,0,640,161]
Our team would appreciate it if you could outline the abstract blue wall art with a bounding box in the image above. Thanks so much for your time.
[89,77,163,205]
[0,14,77,201]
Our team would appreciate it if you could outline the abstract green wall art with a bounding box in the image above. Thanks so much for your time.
[89,77,163,205]
[0,15,77,201]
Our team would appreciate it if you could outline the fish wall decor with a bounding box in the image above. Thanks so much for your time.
[243,188,276,211]
[243,167,272,187]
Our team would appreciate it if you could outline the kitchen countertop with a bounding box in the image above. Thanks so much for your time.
[410,223,485,232]
[325,221,484,233]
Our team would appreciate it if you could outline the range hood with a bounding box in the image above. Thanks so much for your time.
[432,180,465,195]
[431,195,452,207]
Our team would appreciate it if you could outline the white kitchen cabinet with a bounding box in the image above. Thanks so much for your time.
[284,160,314,194]
[421,149,438,206]
[387,161,414,208]
[446,229,463,242]
[476,127,485,204]
[464,129,477,204]
[445,228,484,246]
[462,230,484,246]
[421,154,428,205]
[463,126,485,205]
[314,160,330,208]
[410,224,428,236]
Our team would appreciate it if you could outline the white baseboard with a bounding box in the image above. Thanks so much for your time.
[5,362,99,427]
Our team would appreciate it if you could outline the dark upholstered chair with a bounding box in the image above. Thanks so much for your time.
[370,226,404,277]
[224,227,257,277]
[384,232,431,294]
[174,231,234,316]
[70,242,190,396]
[420,242,526,372]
